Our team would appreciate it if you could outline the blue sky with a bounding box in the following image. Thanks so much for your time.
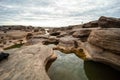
[0,0,120,27]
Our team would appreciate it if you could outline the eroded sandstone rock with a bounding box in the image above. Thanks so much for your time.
[50,32,60,36]
[42,38,59,45]
[53,36,78,53]
[72,30,91,42]
[82,20,98,28]
[81,42,120,70]
[88,28,120,54]
[72,30,91,38]
[98,16,120,28]
[80,28,120,70]
[0,44,57,80]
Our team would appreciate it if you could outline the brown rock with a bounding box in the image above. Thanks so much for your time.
[88,28,120,54]
[58,36,78,48]
[56,32,67,38]
[50,32,60,36]
[54,36,78,53]
[26,33,33,40]
[72,30,91,42]
[42,38,59,45]
[81,42,120,70]
[72,30,91,38]
[98,16,120,28]
[82,20,98,28]
[53,37,87,59]
[0,44,57,80]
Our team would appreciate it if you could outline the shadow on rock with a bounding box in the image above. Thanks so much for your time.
[0,52,9,61]
[84,61,120,80]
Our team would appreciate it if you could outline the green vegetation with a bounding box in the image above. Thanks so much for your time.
[4,44,23,50]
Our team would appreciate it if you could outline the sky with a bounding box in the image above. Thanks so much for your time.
[0,0,120,27]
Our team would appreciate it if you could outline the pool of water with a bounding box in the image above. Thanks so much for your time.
[48,50,120,80]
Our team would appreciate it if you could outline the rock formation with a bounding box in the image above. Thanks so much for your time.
[88,29,120,54]
[51,16,120,70]
[82,16,120,28]
[0,16,120,80]
[72,30,91,38]
[54,36,78,53]
[0,43,57,80]
[80,28,119,70]
[82,20,98,28]
[72,29,91,42]
[42,38,59,45]
[50,32,60,36]
[98,16,120,28]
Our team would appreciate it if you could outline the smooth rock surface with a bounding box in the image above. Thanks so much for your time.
[88,28,120,54]
[81,42,120,70]
[0,43,56,80]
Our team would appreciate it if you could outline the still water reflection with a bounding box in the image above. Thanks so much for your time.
[48,50,120,80]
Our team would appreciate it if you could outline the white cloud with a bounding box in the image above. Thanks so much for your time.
[0,0,120,27]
